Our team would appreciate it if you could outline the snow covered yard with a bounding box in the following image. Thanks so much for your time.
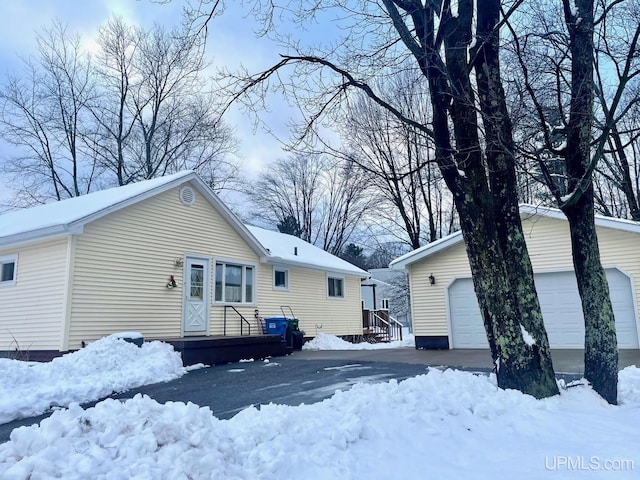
[0,335,639,479]
[0,335,187,424]
[303,332,415,350]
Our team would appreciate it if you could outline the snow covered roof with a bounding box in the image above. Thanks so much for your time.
[246,225,369,278]
[390,203,640,270]
[0,172,366,277]
[0,171,266,256]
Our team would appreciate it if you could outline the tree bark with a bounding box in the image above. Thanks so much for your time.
[400,0,559,398]
[473,0,558,395]
[561,0,618,404]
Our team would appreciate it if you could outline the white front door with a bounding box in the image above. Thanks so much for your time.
[183,256,210,334]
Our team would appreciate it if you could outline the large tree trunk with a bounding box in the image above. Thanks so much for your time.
[562,0,618,404]
[473,0,558,395]
[565,198,618,403]
[412,1,559,398]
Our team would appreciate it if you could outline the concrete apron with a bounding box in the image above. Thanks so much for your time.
[293,348,640,375]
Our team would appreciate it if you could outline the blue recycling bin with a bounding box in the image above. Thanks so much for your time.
[264,317,289,341]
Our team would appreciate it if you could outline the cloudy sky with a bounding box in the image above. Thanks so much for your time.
[0,0,299,208]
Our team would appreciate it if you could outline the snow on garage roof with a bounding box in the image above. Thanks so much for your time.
[246,225,369,277]
[390,204,640,270]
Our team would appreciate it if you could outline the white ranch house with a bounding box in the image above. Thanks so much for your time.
[390,205,640,350]
[0,171,367,359]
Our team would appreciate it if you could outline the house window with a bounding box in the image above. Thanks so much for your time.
[0,255,17,286]
[214,261,255,304]
[274,268,289,290]
[327,275,345,299]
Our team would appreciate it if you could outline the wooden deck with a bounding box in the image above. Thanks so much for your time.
[160,334,290,366]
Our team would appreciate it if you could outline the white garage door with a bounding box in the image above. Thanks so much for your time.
[448,269,639,349]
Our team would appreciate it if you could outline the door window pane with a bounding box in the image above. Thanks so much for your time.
[190,264,204,300]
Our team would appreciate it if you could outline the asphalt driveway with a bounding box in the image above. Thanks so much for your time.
[2,347,638,443]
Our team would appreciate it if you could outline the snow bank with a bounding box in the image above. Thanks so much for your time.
[303,333,415,350]
[0,336,185,424]
[2,367,639,479]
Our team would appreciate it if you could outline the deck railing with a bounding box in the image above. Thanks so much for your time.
[362,309,404,342]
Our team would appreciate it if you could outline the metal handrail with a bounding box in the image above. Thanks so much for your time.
[223,305,251,336]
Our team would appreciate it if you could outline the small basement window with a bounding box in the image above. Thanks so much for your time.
[0,255,17,286]
[327,275,345,299]
[274,268,289,290]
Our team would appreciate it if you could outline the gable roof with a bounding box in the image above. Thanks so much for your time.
[389,204,640,270]
[246,225,369,278]
[0,171,267,257]
[0,171,367,277]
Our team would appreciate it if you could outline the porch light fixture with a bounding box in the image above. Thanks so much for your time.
[174,258,184,267]
[429,274,436,285]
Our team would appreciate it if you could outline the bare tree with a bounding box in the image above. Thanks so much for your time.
[341,73,452,249]
[89,16,139,186]
[0,16,239,204]
[247,154,372,254]
[210,0,561,398]
[0,22,98,205]
[507,0,640,403]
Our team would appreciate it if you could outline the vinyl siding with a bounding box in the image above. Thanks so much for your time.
[0,237,68,351]
[409,214,640,341]
[253,264,363,337]
[69,185,260,348]
[408,241,470,338]
[68,184,363,347]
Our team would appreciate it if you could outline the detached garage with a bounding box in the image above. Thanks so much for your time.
[390,205,640,350]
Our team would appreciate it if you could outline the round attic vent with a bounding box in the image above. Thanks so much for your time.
[179,186,195,206]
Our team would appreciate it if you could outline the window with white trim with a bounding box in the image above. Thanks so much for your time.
[327,275,345,298]
[273,267,289,290]
[0,255,17,286]
[214,261,255,304]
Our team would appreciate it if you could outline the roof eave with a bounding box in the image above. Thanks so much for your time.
[0,225,82,249]
[264,255,369,278]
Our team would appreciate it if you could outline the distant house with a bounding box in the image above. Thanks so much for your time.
[0,171,367,359]
[361,268,411,328]
[390,205,640,350]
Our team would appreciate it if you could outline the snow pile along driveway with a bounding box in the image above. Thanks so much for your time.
[303,332,415,350]
[0,335,186,424]
[2,367,639,479]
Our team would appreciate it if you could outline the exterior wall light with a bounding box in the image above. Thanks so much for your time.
[429,274,436,285]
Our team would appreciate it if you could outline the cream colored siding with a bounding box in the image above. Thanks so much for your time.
[408,242,470,337]
[69,186,260,348]
[252,264,363,337]
[0,237,68,351]
[409,214,640,343]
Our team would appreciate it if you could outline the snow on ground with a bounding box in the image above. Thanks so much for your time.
[0,335,185,424]
[1,337,639,479]
[1,367,639,479]
[302,332,415,350]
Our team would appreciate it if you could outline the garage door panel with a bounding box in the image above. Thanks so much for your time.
[449,269,639,349]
